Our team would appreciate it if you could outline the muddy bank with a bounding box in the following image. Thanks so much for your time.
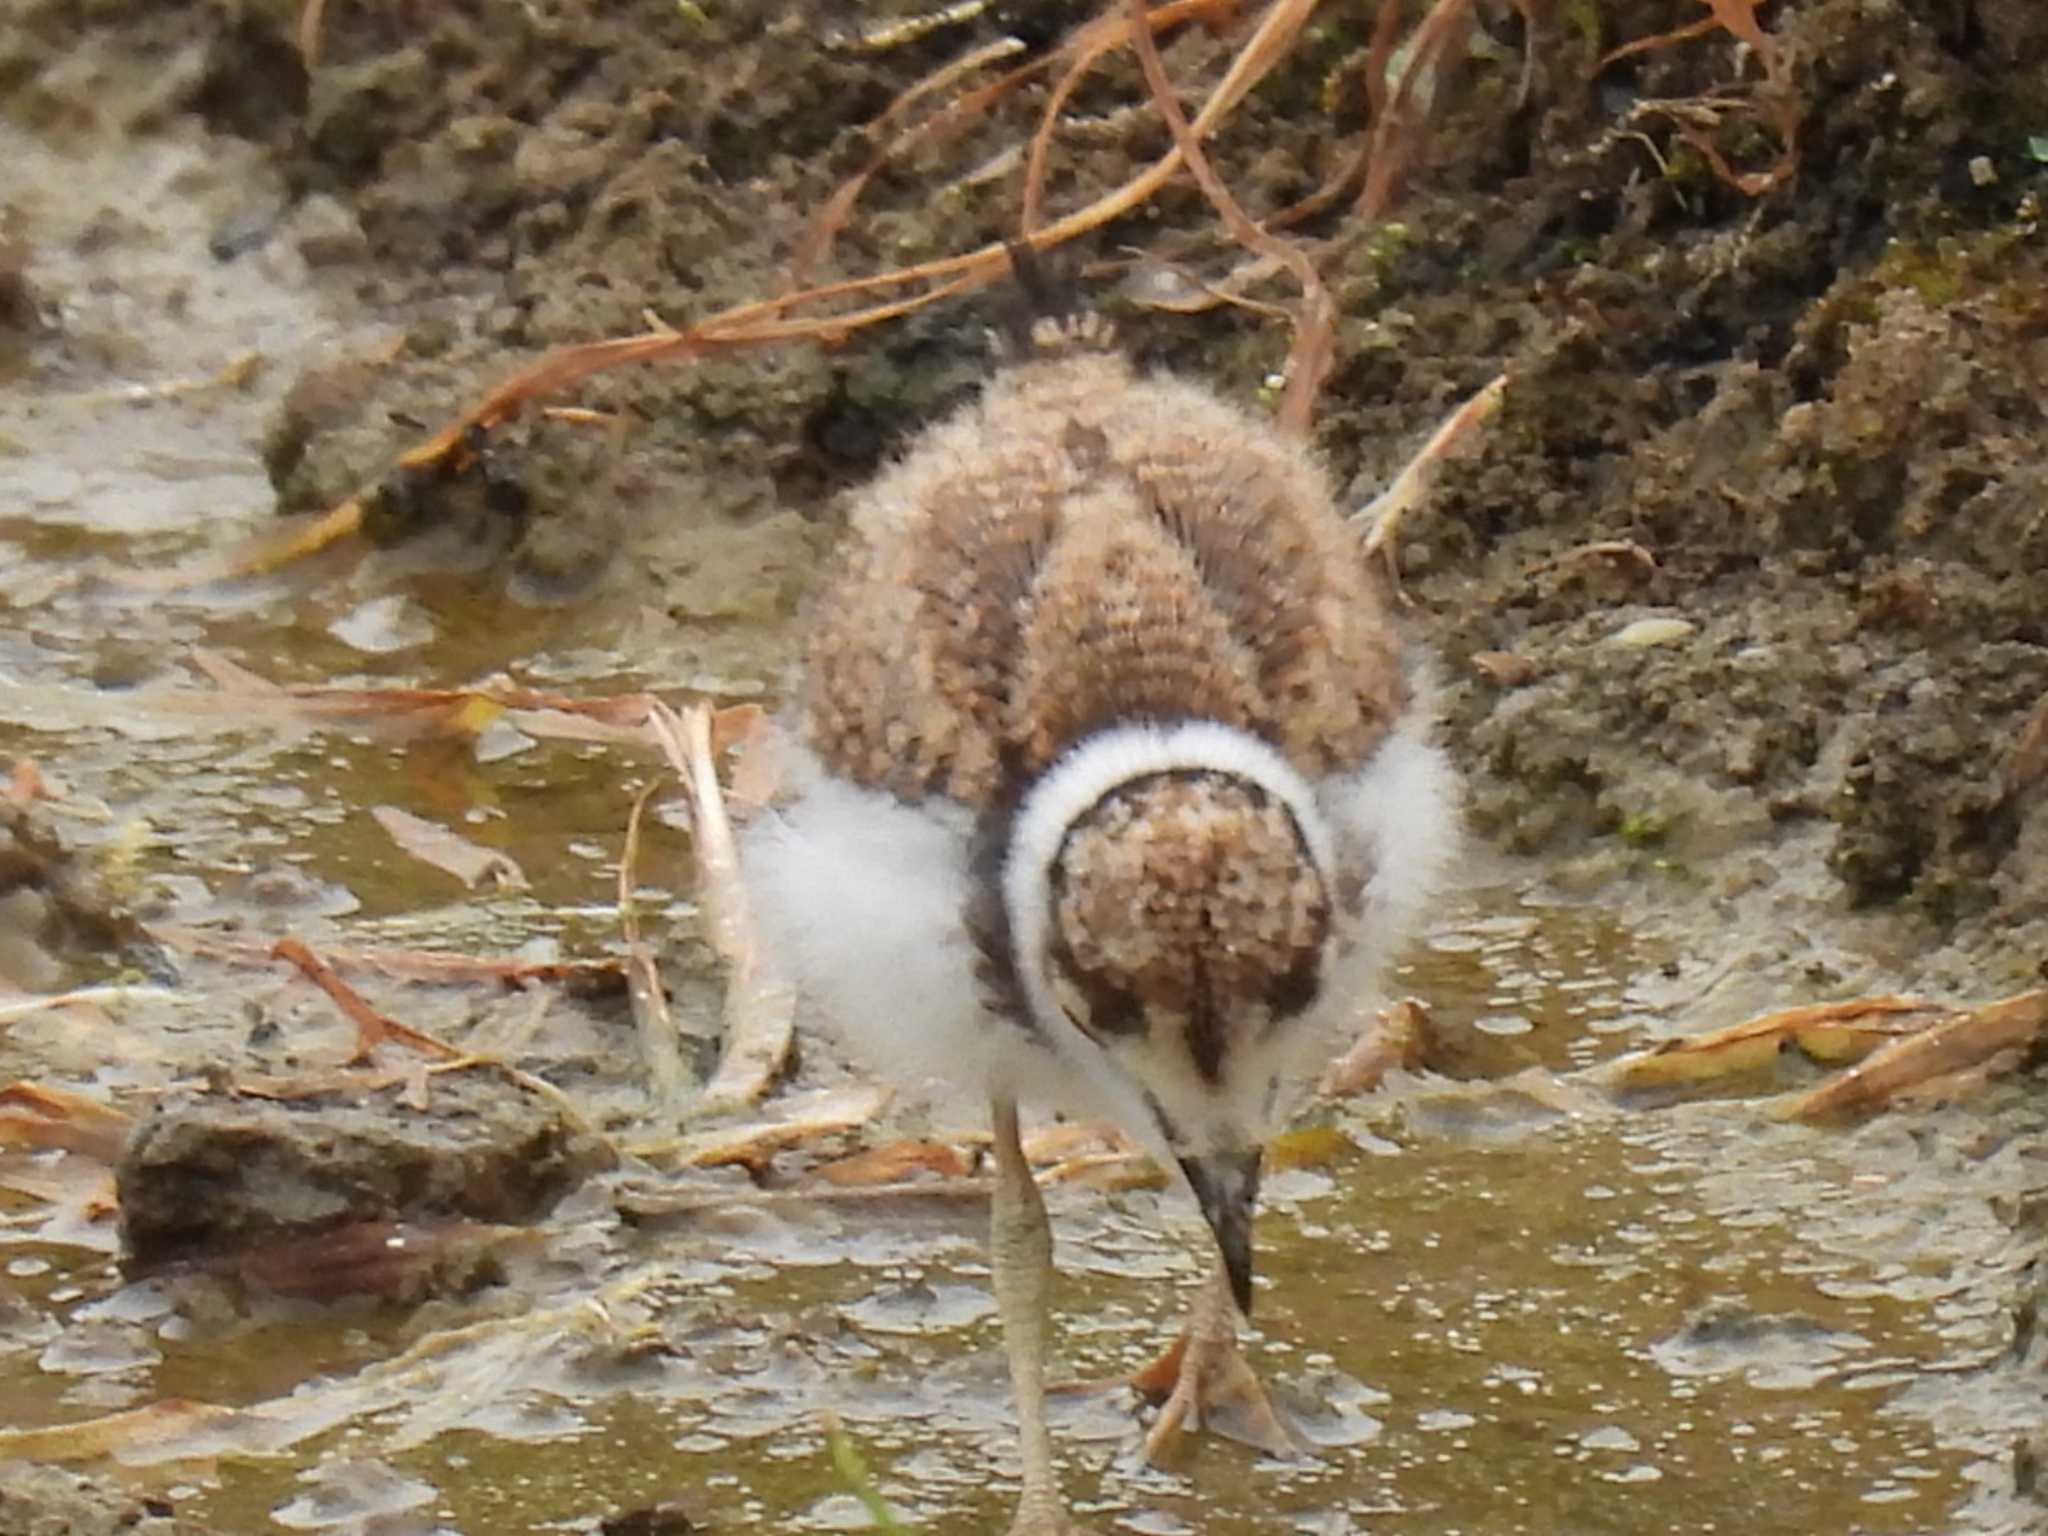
[1,0,2046,1533]
[12,0,2040,976]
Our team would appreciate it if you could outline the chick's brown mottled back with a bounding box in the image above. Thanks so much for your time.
[802,344,1408,808]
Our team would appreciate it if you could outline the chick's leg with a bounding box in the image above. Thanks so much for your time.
[990,1096,1085,1536]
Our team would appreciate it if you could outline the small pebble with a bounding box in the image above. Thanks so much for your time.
[1607,617,1696,649]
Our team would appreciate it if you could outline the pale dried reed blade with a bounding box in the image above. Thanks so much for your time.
[1360,372,1508,556]
[620,779,691,1118]
[650,701,796,1110]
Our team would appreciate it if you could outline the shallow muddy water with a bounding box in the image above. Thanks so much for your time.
[3,37,2044,1535]
[1,867,2034,1535]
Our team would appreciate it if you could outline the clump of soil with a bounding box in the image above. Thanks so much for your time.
[118,1072,617,1289]
[0,802,158,990]
[0,1462,199,1536]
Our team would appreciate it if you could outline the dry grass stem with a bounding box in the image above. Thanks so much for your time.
[659,1084,891,1169]
[792,33,1034,285]
[1358,0,1478,219]
[1019,0,1238,236]
[270,936,468,1064]
[1600,0,1801,196]
[650,701,795,1110]
[235,0,1332,572]
[1359,371,1508,557]
[1779,990,2048,1122]
[620,778,692,1118]
[148,923,623,988]
[1126,0,1332,434]
[297,0,329,65]
[0,1081,133,1160]
[1598,995,1946,1091]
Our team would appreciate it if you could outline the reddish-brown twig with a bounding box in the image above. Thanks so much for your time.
[1125,0,1332,434]
[271,936,467,1064]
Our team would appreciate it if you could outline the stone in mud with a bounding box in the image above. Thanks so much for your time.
[0,801,160,990]
[0,1461,198,1536]
[0,240,41,336]
[116,1071,616,1280]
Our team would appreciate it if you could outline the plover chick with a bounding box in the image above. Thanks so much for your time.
[742,308,1458,1534]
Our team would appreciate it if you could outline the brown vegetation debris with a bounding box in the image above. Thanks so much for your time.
[0,1399,243,1466]
[651,701,796,1111]
[1599,0,1802,196]
[5,757,59,805]
[1125,0,1332,436]
[371,806,529,892]
[661,1084,893,1172]
[1359,373,1509,563]
[1778,989,2048,1123]
[0,1080,132,1160]
[1319,997,1431,1099]
[817,1137,976,1186]
[1601,995,1947,1091]
[198,0,1528,593]
[270,935,467,1065]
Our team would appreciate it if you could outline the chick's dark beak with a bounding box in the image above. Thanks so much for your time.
[1178,1148,1263,1317]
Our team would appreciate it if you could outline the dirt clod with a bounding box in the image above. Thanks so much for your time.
[117,1073,616,1277]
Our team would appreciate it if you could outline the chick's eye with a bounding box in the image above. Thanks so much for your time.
[1044,951,1144,1045]
[1049,964,1093,1033]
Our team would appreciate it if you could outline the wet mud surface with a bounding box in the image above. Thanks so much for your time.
[2,0,2046,1532]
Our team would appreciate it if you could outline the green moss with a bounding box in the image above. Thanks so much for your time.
[1616,809,1668,849]
[1877,238,1968,307]
[1338,221,1415,311]
[1562,0,1602,53]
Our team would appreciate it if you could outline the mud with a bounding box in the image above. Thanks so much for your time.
[118,1073,616,1275]
[0,802,157,990]
[2,0,2046,1532]
[24,0,2029,972]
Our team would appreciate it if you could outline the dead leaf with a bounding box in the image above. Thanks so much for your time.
[0,1080,132,1160]
[371,805,528,891]
[1600,995,1943,1092]
[817,1138,974,1186]
[723,705,784,811]
[660,1084,892,1170]
[1039,1152,1162,1190]
[0,1399,242,1464]
[5,757,58,804]
[1019,1121,1133,1164]
[188,649,505,744]
[1779,989,2048,1122]
[0,1157,122,1247]
[1320,998,1431,1099]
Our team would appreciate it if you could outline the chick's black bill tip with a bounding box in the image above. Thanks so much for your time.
[1179,1147,1263,1318]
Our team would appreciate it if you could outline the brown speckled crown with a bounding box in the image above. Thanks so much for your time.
[801,346,1408,809]
[1046,770,1329,1085]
